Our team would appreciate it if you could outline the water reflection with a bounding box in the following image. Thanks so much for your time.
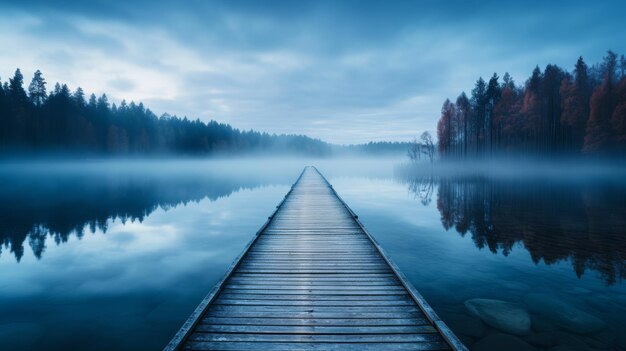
[1,159,625,351]
[0,162,284,261]
[0,158,400,262]
[403,174,626,285]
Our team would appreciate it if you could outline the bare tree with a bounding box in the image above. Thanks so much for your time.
[407,137,421,162]
[420,131,435,163]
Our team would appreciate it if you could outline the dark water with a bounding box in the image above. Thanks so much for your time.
[1,159,625,350]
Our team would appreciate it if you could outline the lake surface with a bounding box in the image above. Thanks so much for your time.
[0,159,625,350]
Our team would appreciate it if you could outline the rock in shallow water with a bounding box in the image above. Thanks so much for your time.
[523,293,605,334]
[474,333,537,351]
[464,298,531,335]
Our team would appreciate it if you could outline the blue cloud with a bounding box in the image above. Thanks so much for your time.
[0,0,625,143]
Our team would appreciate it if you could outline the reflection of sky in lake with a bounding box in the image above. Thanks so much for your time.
[1,159,625,350]
[0,182,289,350]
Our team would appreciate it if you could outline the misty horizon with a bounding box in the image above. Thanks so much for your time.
[2,2,626,351]
[2,0,626,143]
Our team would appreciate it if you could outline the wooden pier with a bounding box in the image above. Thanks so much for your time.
[165,167,466,351]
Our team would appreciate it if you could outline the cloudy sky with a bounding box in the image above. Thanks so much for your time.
[1,0,624,144]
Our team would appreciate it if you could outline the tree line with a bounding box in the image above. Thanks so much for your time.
[436,51,626,159]
[0,69,337,156]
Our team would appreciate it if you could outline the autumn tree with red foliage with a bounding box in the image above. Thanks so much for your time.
[437,99,454,158]
[584,51,619,155]
[436,51,626,159]
[584,80,614,154]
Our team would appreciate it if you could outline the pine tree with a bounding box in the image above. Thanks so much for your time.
[7,69,29,143]
[522,66,543,152]
[470,77,487,155]
[574,57,590,98]
[559,57,591,153]
[502,72,515,90]
[8,68,27,102]
[73,87,86,107]
[603,50,618,84]
[486,73,501,155]
[28,70,47,106]
[542,65,566,153]
[88,93,97,107]
[97,94,109,111]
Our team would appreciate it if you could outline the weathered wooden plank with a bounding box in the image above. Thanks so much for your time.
[189,333,441,343]
[241,260,388,265]
[183,341,451,351]
[208,305,420,313]
[232,268,392,274]
[230,275,396,280]
[223,285,404,291]
[217,293,409,300]
[241,253,380,261]
[220,289,406,296]
[234,270,392,274]
[204,310,425,319]
[213,299,416,307]
[165,167,465,351]
[227,278,397,283]
[223,283,402,288]
[233,272,395,281]
[238,261,387,266]
[247,249,379,253]
[201,317,430,326]
[194,324,437,334]
[189,333,445,344]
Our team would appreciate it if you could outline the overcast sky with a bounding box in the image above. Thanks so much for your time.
[1,0,625,144]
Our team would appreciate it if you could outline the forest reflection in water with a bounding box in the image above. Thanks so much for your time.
[1,158,625,350]
[0,158,399,263]
[403,172,626,285]
[0,159,295,262]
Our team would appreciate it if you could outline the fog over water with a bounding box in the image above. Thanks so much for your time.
[0,157,625,350]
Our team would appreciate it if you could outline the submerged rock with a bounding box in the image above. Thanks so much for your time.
[464,298,531,335]
[473,333,537,351]
[523,293,605,334]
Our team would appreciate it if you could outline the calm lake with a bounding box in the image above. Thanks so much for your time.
[0,159,625,351]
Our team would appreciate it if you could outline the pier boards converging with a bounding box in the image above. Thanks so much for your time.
[165,166,466,351]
